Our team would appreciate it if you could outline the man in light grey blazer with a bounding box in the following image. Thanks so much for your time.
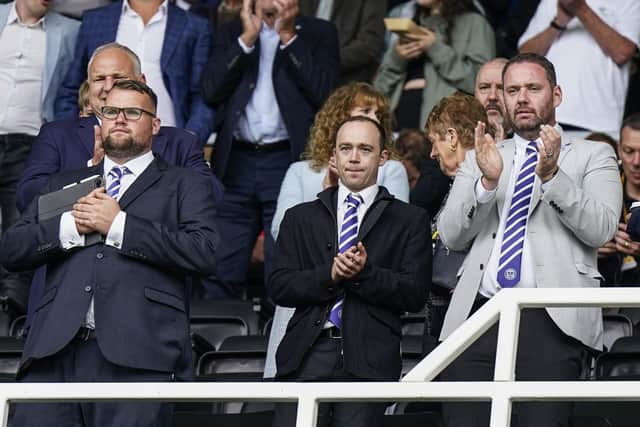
[0,0,79,312]
[437,53,622,427]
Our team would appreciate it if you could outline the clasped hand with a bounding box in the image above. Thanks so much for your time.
[331,242,367,283]
[72,187,121,235]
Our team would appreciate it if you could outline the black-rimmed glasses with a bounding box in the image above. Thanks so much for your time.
[101,106,156,121]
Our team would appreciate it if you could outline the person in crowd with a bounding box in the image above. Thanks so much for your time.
[0,0,79,313]
[436,53,622,427]
[519,0,640,137]
[1,79,219,427]
[374,0,495,131]
[599,114,640,286]
[200,0,339,299]
[299,0,386,85]
[269,115,431,427]
[474,0,540,57]
[78,80,93,117]
[395,128,450,218]
[422,92,490,350]
[17,42,223,332]
[263,82,410,379]
[54,0,215,144]
[474,57,511,140]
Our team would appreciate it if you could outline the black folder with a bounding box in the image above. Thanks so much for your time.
[38,175,105,246]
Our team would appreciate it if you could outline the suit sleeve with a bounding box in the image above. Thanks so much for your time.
[54,16,90,119]
[338,0,386,75]
[268,210,340,307]
[540,143,622,247]
[16,124,63,213]
[437,149,496,251]
[184,16,216,143]
[342,209,431,313]
[119,172,219,276]
[277,21,340,109]
[0,181,69,271]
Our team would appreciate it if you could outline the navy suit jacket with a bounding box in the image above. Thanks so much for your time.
[201,16,339,178]
[54,2,215,143]
[1,157,219,379]
[17,115,223,212]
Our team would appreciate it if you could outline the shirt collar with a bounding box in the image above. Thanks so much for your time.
[104,150,154,178]
[513,123,564,155]
[337,182,379,209]
[8,2,46,29]
[122,0,168,19]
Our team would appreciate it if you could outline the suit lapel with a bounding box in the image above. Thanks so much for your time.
[77,116,100,158]
[118,157,165,210]
[357,188,392,242]
[0,6,9,33]
[43,15,62,105]
[496,141,515,216]
[161,5,184,70]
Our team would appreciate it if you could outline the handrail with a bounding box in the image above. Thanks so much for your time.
[3,288,640,427]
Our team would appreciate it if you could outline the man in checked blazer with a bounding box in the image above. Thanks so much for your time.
[53,0,214,144]
[437,53,622,427]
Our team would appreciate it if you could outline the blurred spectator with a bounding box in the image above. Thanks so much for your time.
[395,128,449,218]
[216,0,241,26]
[422,92,489,349]
[0,0,79,312]
[476,0,540,57]
[263,82,409,379]
[200,0,339,299]
[586,131,618,155]
[598,114,640,286]
[50,0,112,19]
[299,0,387,85]
[519,0,640,136]
[77,80,93,117]
[375,0,495,131]
[474,57,511,140]
[54,0,215,144]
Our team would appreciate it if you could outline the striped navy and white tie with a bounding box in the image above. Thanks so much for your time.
[328,193,364,329]
[107,166,132,199]
[497,141,538,288]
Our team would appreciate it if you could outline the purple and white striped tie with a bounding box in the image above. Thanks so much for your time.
[328,193,363,329]
[497,141,538,288]
[107,166,131,199]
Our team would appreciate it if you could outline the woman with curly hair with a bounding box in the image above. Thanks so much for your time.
[264,82,410,379]
[375,0,495,130]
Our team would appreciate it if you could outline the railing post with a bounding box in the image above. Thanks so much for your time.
[0,396,8,427]
[295,395,318,427]
[494,294,520,381]
[489,392,512,427]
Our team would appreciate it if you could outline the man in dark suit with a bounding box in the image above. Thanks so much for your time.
[17,42,223,331]
[269,116,431,427]
[1,79,218,427]
[201,0,339,298]
[54,0,214,144]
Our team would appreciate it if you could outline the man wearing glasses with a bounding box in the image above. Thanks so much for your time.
[0,79,219,427]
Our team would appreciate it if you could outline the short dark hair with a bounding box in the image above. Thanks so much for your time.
[335,115,387,151]
[621,112,640,134]
[502,52,557,88]
[111,79,158,111]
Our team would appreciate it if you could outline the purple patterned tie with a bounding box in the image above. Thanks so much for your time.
[497,142,538,288]
[328,194,363,329]
[107,166,132,199]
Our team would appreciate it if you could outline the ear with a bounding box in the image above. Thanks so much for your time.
[151,117,161,135]
[140,74,147,84]
[552,85,562,109]
[378,149,389,167]
[446,128,458,148]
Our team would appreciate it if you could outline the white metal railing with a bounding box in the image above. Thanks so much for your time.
[3,288,640,427]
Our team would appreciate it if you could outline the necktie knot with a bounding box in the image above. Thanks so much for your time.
[526,141,538,156]
[107,166,132,199]
[346,193,363,208]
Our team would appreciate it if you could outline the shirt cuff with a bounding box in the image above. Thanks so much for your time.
[540,175,556,192]
[237,36,255,54]
[105,211,126,249]
[87,158,93,167]
[475,178,497,204]
[59,211,85,249]
[280,34,298,49]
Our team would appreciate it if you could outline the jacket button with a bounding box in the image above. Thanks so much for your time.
[96,253,104,259]
[314,320,321,326]
[480,264,484,270]
[492,233,496,239]
[84,286,92,292]
[328,287,334,293]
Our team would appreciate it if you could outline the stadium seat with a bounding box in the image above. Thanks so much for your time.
[218,335,267,352]
[401,313,426,336]
[603,314,633,351]
[190,300,260,350]
[0,336,23,381]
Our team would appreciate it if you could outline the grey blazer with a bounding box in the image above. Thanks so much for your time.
[0,4,80,123]
[438,134,622,350]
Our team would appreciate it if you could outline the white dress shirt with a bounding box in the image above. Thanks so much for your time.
[235,22,291,143]
[59,151,155,328]
[315,0,334,20]
[475,133,558,298]
[116,0,176,127]
[0,2,45,135]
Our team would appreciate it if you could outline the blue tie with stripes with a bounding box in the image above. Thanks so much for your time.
[328,193,363,329]
[107,166,131,199]
[497,142,538,288]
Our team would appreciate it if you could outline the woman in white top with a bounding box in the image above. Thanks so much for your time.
[264,82,410,378]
